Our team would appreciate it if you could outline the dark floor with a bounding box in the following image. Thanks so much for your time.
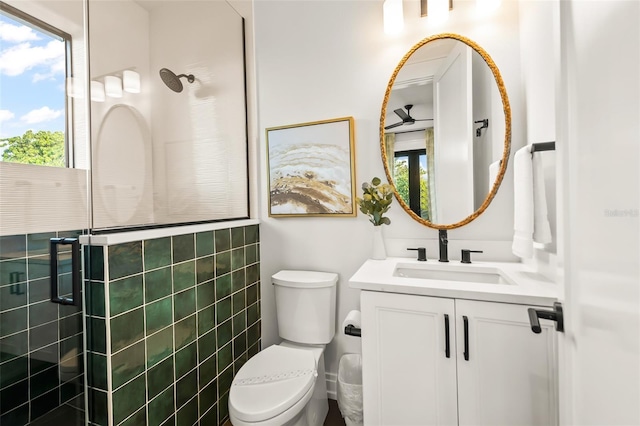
[324,399,346,426]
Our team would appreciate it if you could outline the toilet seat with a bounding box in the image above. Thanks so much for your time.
[229,345,317,423]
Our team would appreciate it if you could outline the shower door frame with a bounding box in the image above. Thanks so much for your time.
[0,0,94,424]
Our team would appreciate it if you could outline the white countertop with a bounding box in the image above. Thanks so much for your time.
[349,257,558,306]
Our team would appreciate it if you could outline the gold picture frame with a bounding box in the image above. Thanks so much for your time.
[266,116,356,217]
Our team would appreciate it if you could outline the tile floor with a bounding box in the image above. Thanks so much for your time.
[29,403,84,426]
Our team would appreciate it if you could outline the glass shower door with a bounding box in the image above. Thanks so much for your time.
[0,0,91,424]
[0,233,87,426]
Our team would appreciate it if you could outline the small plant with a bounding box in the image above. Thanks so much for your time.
[357,177,394,226]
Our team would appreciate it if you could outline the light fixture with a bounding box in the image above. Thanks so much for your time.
[91,81,105,102]
[123,70,141,93]
[104,75,123,98]
[383,0,403,35]
[420,0,452,21]
[66,77,84,98]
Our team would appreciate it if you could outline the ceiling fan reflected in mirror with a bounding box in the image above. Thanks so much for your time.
[385,104,433,130]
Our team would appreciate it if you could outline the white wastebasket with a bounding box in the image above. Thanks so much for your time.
[337,354,363,426]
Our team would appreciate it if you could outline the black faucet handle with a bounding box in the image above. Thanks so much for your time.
[407,247,427,261]
[461,249,483,264]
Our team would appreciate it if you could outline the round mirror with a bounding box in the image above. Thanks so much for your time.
[380,33,511,229]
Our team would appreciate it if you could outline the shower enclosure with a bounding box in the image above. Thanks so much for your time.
[0,0,91,423]
[0,0,249,424]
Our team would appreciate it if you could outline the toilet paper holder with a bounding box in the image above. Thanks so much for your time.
[344,324,361,337]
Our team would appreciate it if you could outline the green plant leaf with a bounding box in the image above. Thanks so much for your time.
[357,177,393,227]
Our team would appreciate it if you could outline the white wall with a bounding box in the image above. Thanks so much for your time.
[518,0,558,276]
[253,0,526,386]
[471,49,501,210]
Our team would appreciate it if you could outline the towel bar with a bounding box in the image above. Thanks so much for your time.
[530,142,555,154]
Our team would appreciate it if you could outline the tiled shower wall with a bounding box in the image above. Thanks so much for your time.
[85,223,261,426]
[0,231,85,425]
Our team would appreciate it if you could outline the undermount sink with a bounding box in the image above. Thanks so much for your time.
[393,263,514,285]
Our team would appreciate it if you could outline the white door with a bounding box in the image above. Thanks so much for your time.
[455,300,558,426]
[557,1,640,425]
[433,42,474,224]
[361,291,458,426]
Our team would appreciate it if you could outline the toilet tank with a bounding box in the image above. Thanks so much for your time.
[272,270,337,345]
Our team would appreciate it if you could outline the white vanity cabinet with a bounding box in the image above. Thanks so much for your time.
[361,291,458,425]
[361,290,558,426]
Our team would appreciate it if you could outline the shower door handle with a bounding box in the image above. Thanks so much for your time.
[50,238,81,306]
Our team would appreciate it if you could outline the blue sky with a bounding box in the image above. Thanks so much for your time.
[0,12,66,139]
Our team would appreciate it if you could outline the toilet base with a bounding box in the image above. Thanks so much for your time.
[280,342,329,426]
[302,351,329,426]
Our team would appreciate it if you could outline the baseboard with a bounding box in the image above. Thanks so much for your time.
[326,371,337,400]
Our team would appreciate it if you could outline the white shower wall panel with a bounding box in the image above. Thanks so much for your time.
[149,1,248,224]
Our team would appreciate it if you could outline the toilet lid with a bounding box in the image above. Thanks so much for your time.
[229,345,317,422]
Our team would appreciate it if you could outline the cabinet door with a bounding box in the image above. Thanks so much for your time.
[361,291,458,426]
[456,300,558,426]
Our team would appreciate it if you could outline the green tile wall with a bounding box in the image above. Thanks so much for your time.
[0,231,86,425]
[85,224,261,426]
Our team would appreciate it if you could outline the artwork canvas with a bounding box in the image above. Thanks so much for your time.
[266,117,356,217]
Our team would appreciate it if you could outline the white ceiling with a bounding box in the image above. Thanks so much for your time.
[385,38,457,132]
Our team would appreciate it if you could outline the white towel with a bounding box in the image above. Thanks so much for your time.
[532,153,552,244]
[489,160,501,192]
[512,146,534,258]
[512,145,553,258]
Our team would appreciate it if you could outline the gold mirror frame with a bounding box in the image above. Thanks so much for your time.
[380,33,511,230]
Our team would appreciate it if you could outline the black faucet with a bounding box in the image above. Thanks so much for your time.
[461,249,483,264]
[438,229,449,262]
[407,247,427,261]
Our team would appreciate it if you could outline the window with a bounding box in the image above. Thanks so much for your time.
[0,2,72,167]
[394,149,431,220]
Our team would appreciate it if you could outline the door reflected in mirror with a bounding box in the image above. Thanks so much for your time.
[381,34,511,229]
[393,148,431,221]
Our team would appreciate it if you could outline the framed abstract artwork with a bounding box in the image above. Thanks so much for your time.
[266,116,356,217]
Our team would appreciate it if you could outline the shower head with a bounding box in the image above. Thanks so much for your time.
[159,68,195,93]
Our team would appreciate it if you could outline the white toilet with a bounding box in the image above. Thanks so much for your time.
[228,270,337,426]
